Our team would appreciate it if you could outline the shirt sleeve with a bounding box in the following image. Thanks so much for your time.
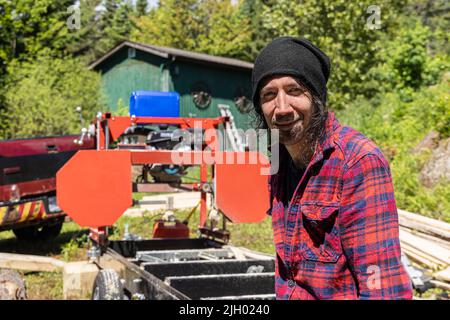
[339,153,413,300]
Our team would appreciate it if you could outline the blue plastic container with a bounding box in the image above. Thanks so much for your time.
[129,91,180,118]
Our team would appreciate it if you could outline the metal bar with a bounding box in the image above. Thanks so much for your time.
[132,183,197,193]
[109,238,222,258]
[104,115,226,127]
[141,259,275,279]
[200,164,208,227]
[130,150,216,165]
[165,273,275,299]
[136,248,233,261]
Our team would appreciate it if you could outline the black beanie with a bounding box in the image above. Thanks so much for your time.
[252,37,331,107]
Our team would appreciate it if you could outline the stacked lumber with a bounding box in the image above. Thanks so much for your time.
[398,209,450,292]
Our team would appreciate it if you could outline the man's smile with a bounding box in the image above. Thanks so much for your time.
[273,118,301,130]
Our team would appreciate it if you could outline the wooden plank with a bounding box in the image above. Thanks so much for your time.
[399,217,450,241]
[400,227,450,250]
[401,243,444,269]
[0,252,66,272]
[402,246,441,270]
[430,280,450,291]
[398,209,450,234]
[399,229,450,265]
[434,267,450,283]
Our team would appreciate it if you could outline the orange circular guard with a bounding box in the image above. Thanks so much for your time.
[215,152,271,223]
[56,150,132,227]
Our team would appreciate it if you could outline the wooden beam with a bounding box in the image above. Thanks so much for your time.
[397,209,450,236]
[400,229,450,266]
[434,267,450,283]
[430,280,450,291]
[0,253,66,272]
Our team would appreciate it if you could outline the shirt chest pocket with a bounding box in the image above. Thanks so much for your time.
[299,202,342,263]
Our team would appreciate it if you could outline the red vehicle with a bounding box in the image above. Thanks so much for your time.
[0,135,94,240]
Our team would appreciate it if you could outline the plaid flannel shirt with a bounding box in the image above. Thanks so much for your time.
[268,111,413,300]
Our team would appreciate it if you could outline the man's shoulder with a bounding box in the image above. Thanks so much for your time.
[332,124,388,169]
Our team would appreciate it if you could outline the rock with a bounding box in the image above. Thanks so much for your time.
[411,131,440,154]
[0,269,26,300]
[420,138,450,188]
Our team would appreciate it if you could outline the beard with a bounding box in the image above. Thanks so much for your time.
[278,120,308,146]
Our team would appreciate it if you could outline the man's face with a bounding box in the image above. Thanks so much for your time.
[259,75,313,146]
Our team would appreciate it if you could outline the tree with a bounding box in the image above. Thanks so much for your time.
[0,55,106,139]
[132,0,205,51]
[238,0,272,61]
[258,0,407,109]
[135,0,148,17]
[66,0,135,63]
[132,0,252,60]
[0,0,75,71]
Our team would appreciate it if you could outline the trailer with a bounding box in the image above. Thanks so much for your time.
[92,239,275,300]
[55,91,274,300]
[0,134,95,240]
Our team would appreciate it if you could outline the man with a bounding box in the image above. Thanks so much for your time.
[252,37,413,300]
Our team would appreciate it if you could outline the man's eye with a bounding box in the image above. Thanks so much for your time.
[262,92,276,100]
[287,87,303,95]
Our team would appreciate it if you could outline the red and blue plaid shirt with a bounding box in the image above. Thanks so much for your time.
[268,111,413,300]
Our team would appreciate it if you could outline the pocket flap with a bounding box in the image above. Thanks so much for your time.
[301,202,339,220]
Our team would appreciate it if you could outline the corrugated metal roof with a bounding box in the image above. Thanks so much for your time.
[89,41,254,70]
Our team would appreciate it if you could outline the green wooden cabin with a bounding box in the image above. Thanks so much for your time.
[90,41,254,130]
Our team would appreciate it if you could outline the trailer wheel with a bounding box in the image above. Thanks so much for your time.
[13,221,63,241]
[92,269,124,300]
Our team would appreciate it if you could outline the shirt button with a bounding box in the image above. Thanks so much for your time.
[288,280,295,287]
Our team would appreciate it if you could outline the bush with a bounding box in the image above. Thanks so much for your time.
[337,78,450,221]
[0,54,106,139]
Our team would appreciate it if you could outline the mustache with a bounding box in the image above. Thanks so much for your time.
[272,113,303,125]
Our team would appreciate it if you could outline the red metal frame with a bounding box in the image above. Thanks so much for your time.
[57,114,270,244]
[96,115,226,230]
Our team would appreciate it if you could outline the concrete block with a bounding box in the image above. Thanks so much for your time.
[63,261,99,300]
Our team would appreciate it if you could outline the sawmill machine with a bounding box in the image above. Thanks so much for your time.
[57,90,271,246]
[55,90,275,300]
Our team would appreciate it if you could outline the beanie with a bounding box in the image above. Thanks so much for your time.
[252,37,331,107]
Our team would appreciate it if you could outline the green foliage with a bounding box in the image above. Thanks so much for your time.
[258,0,407,109]
[0,55,106,139]
[337,78,450,221]
[373,21,450,92]
[115,98,129,116]
[131,0,252,61]
[64,0,135,63]
[135,0,148,17]
[0,0,74,58]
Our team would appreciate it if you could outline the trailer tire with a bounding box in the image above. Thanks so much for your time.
[92,269,124,300]
[13,221,63,241]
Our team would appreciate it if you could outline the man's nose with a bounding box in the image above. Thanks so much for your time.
[274,92,294,121]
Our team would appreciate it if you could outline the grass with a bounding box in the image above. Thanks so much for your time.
[0,221,89,300]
